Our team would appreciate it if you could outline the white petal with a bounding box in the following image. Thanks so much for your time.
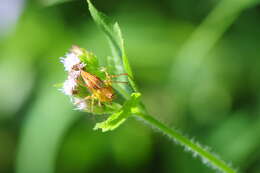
[73,98,88,110]
[60,53,81,71]
[61,78,77,96]
[69,70,81,80]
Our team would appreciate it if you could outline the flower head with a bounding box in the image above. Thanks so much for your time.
[59,45,117,114]
[60,53,81,71]
[60,46,93,100]
[61,77,78,96]
[60,48,87,96]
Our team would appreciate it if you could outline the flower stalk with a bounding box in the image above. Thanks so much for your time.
[135,110,236,173]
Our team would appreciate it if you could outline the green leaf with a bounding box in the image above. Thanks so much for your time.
[94,92,141,132]
[106,56,116,75]
[86,0,138,97]
[79,50,99,73]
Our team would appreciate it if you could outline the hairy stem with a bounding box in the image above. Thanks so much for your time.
[135,112,236,173]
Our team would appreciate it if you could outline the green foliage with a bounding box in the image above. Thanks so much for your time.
[85,0,140,131]
[94,92,141,132]
[4,0,260,173]
[77,48,100,75]
[86,1,236,172]
[87,0,138,96]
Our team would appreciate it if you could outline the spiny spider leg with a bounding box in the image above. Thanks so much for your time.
[101,67,128,85]
[111,81,128,84]
[110,73,128,78]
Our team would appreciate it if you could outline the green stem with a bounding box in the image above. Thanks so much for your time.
[135,112,236,173]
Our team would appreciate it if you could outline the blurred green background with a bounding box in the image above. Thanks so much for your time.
[1,0,260,172]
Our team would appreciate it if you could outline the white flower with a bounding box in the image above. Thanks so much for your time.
[69,70,81,79]
[61,77,77,96]
[60,51,86,96]
[60,53,81,71]
[73,98,88,110]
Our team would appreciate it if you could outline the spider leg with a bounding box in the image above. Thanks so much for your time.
[98,100,102,107]
[110,73,128,78]
[111,81,128,84]
[90,96,95,112]
[77,95,95,112]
